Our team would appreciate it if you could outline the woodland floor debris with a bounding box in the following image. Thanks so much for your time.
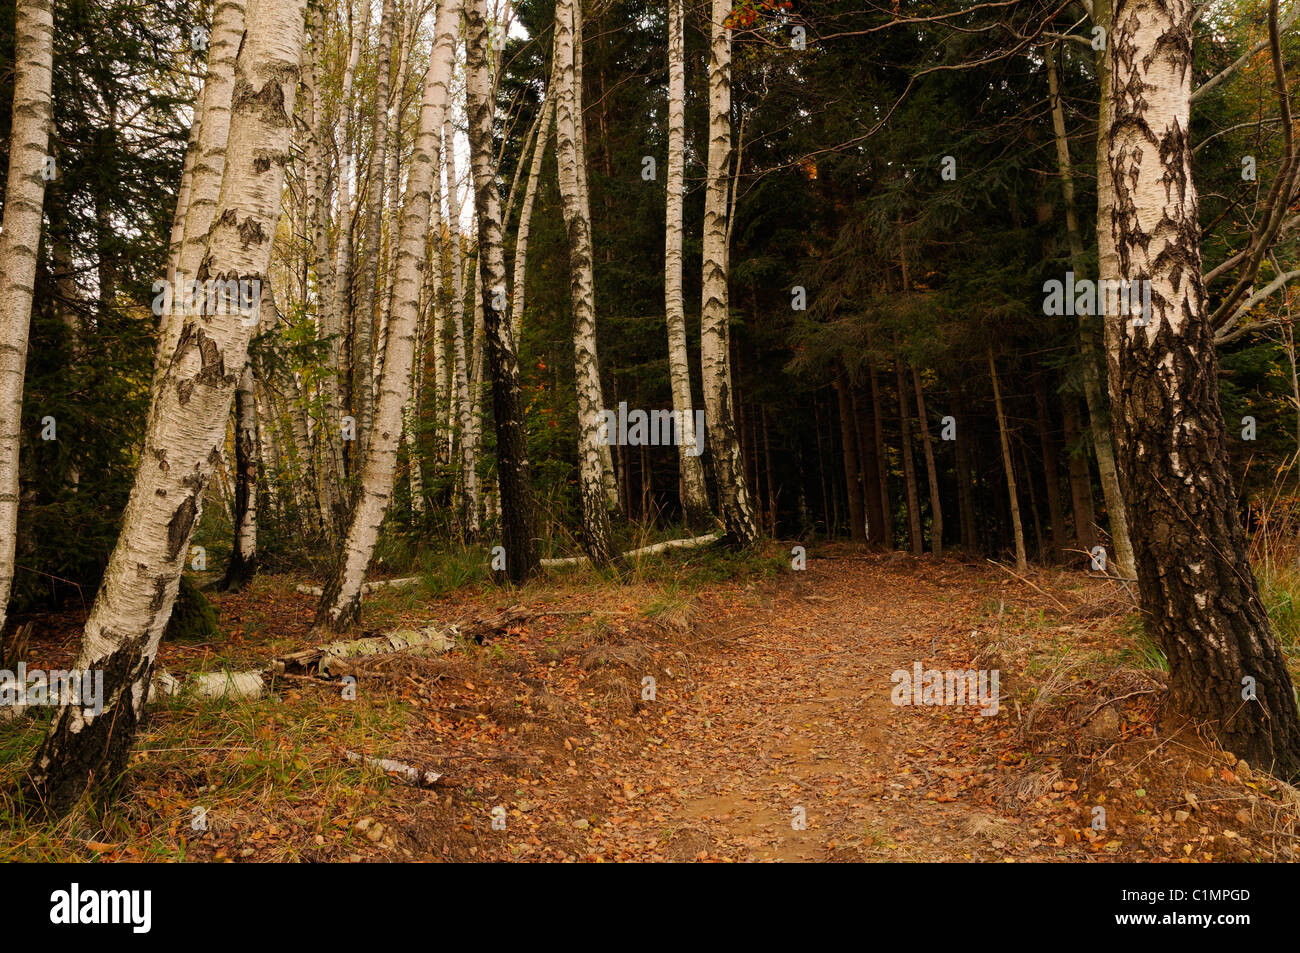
[1,547,1297,862]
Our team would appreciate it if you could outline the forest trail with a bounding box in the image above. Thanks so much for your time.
[566,557,1028,861]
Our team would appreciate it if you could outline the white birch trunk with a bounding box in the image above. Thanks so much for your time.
[700,0,758,545]
[464,0,539,581]
[154,0,247,391]
[445,123,480,534]
[24,0,308,816]
[0,0,53,639]
[665,0,713,532]
[314,0,459,632]
[509,96,554,341]
[354,0,397,462]
[553,0,616,564]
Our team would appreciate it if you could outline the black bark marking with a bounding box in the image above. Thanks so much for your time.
[167,496,198,561]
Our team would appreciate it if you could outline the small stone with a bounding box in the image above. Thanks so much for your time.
[365,822,385,843]
[354,817,373,833]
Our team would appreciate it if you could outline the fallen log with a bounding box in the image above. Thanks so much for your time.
[150,668,266,702]
[343,749,443,788]
[539,532,720,568]
[294,576,420,597]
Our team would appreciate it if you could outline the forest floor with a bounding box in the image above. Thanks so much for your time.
[3,544,1299,862]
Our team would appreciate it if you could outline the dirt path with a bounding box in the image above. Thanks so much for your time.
[553,558,1035,862]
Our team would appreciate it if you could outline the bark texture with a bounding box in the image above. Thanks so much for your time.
[464,0,538,582]
[700,0,758,545]
[1108,0,1300,776]
[0,0,54,638]
[315,0,458,632]
[24,0,309,817]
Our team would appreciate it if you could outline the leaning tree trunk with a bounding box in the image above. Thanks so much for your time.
[665,0,713,533]
[221,363,259,591]
[464,0,538,583]
[24,0,308,818]
[314,0,457,633]
[700,0,759,546]
[989,350,1027,572]
[0,0,54,639]
[1108,0,1300,776]
[553,0,616,566]
[154,0,246,397]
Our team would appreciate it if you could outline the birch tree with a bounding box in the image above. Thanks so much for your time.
[24,0,309,817]
[509,95,553,341]
[553,0,616,565]
[154,0,247,393]
[221,363,259,591]
[0,0,54,638]
[665,0,713,532]
[354,0,398,461]
[444,122,481,535]
[464,0,538,582]
[700,0,758,545]
[315,0,459,632]
[1107,0,1300,775]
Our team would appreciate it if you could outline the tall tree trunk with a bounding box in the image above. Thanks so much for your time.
[954,398,978,550]
[700,0,758,545]
[0,0,53,637]
[895,357,923,556]
[989,350,1028,571]
[834,367,866,542]
[913,366,943,555]
[852,385,886,545]
[222,361,260,590]
[154,0,247,394]
[315,0,456,632]
[1062,394,1099,556]
[334,0,372,481]
[1047,39,1136,579]
[222,364,259,591]
[510,96,554,341]
[1108,0,1300,775]
[444,122,481,535]
[24,0,308,817]
[663,0,713,532]
[305,6,345,536]
[553,0,616,565]
[1033,372,1067,563]
[464,0,538,583]
[869,360,893,546]
[353,0,397,462]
